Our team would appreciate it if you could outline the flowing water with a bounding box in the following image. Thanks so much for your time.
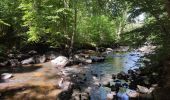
[0,50,143,99]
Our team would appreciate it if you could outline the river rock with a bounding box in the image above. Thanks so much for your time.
[114,80,122,92]
[71,90,81,100]
[85,59,92,64]
[117,71,129,81]
[8,53,15,59]
[8,59,20,66]
[81,92,89,100]
[126,89,139,98]
[34,55,46,63]
[106,48,113,52]
[73,54,91,64]
[137,85,150,94]
[58,78,72,91]
[0,61,8,67]
[21,57,35,64]
[112,74,116,80]
[128,69,135,75]
[1,73,13,80]
[107,92,116,100]
[16,54,30,61]
[51,56,69,67]
[45,51,60,61]
[28,50,37,56]
[91,56,105,62]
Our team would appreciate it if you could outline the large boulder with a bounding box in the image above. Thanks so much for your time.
[51,56,69,67]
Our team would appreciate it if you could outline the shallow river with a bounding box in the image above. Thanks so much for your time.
[0,51,143,99]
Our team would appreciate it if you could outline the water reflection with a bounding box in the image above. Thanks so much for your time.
[89,51,143,76]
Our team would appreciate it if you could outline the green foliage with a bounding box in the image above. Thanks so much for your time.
[1,0,169,54]
[76,15,116,46]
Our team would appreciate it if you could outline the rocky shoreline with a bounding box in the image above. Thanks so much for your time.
[0,46,160,100]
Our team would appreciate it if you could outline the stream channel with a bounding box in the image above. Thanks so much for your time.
[0,50,144,100]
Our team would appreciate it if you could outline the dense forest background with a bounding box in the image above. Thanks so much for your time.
[0,0,170,61]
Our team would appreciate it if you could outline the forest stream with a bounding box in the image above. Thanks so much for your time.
[0,49,148,100]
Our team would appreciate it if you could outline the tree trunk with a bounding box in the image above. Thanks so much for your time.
[165,0,170,17]
[69,3,77,57]
[117,22,122,40]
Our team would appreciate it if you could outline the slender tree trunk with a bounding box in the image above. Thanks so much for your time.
[116,6,128,41]
[117,22,122,40]
[69,2,77,57]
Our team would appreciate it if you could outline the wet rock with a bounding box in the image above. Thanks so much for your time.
[101,48,113,56]
[106,48,113,51]
[102,81,110,87]
[134,68,142,75]
[8,54,15,59]
[122,83,129,88]
[71,90,81,100]
[128,69,135,75]
[112,74,116,80]
[81,92,89,100]
[21,57,35,65]
[16,54,30,61]
[72,91,89,100]
[8,59,20,66]
[113,80,122,92]
[73,54,92,64]
[107,92,116,100]
[91,56,105,62]
[129,80,138,90]
[126,89,139,98]
[0,61,8,67]
[84,59,92,64]
[28,50,37,56]
[117,71,129,81]
[34,55,46,63]
[130,54,135,56]
[51,56,69,67]
[142,76,150,86]
[58,78,72,91]
[137,85,156,94]
[91,70,98,77]
[137,85,150,94]
[98,47,105,52]
[45,51,60,61]
[1,73,13,80]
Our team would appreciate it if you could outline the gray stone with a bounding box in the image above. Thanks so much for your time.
[51,56,69,67]
[1,73,13,80]
[21,57,35,64]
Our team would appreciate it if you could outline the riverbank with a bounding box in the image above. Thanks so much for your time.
[0,46,160,100]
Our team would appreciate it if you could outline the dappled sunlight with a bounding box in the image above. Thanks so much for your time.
[0,0,170,99]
